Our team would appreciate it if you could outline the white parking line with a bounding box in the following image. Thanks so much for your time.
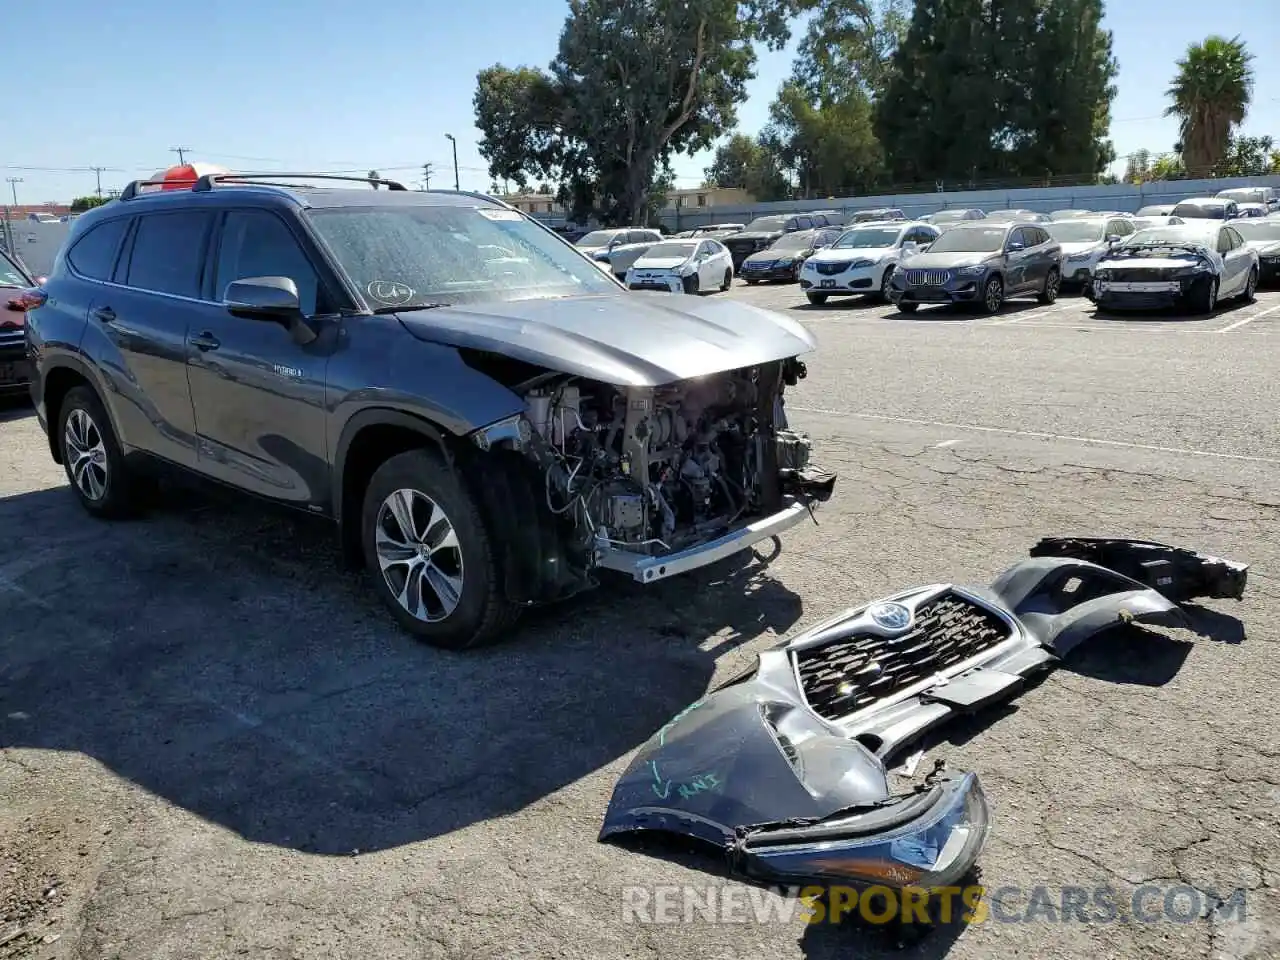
[790,406,1280,465]
[934,438,963,448]
[1219,302,1280,333]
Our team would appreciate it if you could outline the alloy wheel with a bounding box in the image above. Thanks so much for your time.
[64,408,109,501]
[984,278,1003,312]
[1045,271,1060,302]
[375,488,465,623]
[1245,269,1257,300]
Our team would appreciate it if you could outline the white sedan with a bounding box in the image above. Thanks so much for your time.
[798,220,939,303]
[624,239,735,294]
[1044,215,1140,288]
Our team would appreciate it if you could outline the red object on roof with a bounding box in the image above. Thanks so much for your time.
[145,162,231,192]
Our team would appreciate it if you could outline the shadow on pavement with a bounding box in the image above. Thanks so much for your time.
[0,396,34,423]
[0,483,803,856]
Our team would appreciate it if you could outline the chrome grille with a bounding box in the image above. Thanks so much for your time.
[794,592,1012,721]
[816,261,852,276]
[906,269,950,286]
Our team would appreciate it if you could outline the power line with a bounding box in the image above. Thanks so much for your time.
[89,166,107,197]
[170,146,192,165]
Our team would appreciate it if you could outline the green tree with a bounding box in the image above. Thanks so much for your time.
[1214,134,1274,177]
[1148,154,1185,181]
[703,132,791,199]
[1123,149,1151,184]
[473,0,799,225]
[762,81,882,197]
[1165,35,1254,178]
[69,196,109,212]
[790,0,909,102]
[878,0,1116,185]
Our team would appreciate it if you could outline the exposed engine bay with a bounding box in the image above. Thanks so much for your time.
[514,358,835,565]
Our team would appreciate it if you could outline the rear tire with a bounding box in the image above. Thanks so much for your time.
[1239,267,1258,303]
[1037,267,1061,304]
[806,292,828,305]
[361,448,519,649]
[57,385,143,519]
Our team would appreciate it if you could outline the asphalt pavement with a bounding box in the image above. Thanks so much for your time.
[2,283,1278,960]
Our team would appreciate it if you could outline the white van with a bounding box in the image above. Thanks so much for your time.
[1216,186,1279,213]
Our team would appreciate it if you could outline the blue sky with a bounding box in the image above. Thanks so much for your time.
[6,0,1278,205]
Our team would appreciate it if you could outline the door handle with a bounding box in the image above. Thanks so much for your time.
[92,306,116,324]
[190,331,221,352]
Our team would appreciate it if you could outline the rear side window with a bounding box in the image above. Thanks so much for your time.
[215,210,320,315]
[126,212,212,298]
[66,218,129,281]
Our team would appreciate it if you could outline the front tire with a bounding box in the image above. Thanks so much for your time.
[58,385,142,518]
[806,292,828,305]
[875,269,894,303]
[361,449,519,649]
[979,276,1005,315]
[1037,267,1061,304]
[683,273,701,295]
[1188,276,1218,314]
[744,278,759,285]
[897,302,920,314]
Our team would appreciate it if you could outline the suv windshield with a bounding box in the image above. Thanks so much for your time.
[833,226,902,249]
[1232,220,1280,242]
[308,205,618,309]
[743,216,789,233]
[1171,202,1227,220]
[927,226,1007,253]
[576,230,626,247]
[640,241,698,260]
[1045,220,1108,243]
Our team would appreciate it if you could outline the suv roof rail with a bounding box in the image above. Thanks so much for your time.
[191,172,408,192]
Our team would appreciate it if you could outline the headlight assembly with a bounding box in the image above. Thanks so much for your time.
[736,772,990,890]
[801,260,818,271]
[955,265,986,276]
[850,259,874,269]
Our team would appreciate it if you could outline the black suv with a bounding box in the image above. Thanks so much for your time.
[723,213,830,270]
[27,173,834,649]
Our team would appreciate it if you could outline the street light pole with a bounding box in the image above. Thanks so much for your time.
[444,134,460,191]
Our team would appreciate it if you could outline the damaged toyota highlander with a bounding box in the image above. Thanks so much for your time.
[26,173,835,649]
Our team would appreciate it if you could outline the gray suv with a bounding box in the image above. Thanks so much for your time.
[887,221,1063,314]
[26,173,835,649]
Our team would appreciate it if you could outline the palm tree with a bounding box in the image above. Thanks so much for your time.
[1164,35,1254,177]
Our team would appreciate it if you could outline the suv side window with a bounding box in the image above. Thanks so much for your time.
[66,217,129,281]
[215,210,321,316]
[1224,227,1243,250]
[1008,227,1030,249]
[125,211,212,298]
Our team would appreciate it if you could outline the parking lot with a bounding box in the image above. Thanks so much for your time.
[2,283,1279,960]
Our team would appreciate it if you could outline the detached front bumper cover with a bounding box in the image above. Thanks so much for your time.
[600,538,1247,889]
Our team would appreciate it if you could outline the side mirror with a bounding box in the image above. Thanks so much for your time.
[1106,235,1121,245]
[225,276,316,344]
[901,240,918,252]
[1006,241,1025,253]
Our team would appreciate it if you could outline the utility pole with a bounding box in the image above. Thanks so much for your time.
[90,166,106,197]
[422,163,433,190]
[5,177,22,208]
[444,134,460,191]
[170,146,192,165]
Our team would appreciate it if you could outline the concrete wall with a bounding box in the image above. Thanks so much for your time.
[531,174,1280,230]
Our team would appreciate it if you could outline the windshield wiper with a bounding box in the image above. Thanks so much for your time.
[371,303,452,315]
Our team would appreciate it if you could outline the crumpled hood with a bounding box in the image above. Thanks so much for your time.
[808,245,894,264]
[1095,254,1203,272]
[396,294,816,386]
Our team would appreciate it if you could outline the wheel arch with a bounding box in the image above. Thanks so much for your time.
[41,357,104,465]
[333,408,459,567]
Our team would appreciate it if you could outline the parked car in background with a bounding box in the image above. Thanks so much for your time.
[1236,203,1267,219]
[1044,215,1138,291]
[592,235,666,280]
[981,209,1051,223]
[576,227,663,256]
[1,247,38,398]
[624,238,734,294]
[689,223,745,237]
[722,213,824,269]
[1090,222,1258,312]
[806,209,847,225]
[887,221,1062,315]
[1171,197,1239,221]
[849,207,906,223]
[799,220,939,304]
[1136,204,1177,217]
[1050,209,1095,219]
[1231,219,1280,286]
[738,227,841,283]
[1129,215,1186,231]
[923,208,986,225]
[1216,186,1279,213]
